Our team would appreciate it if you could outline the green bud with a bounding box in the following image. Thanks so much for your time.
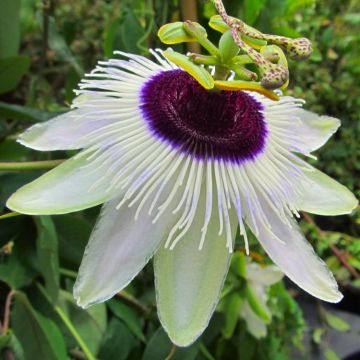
[221,292,243,339]
[163,50,214,90]
[158,21,207,45]
[260,63,289,90]
[260,45,280,63]
[188,54,218,66]
[219,30,240,63]
[245,283,271,323]
[231,54,253,65]
[231,64,257,81]
[231,252,247,278]
[286,37,313,60]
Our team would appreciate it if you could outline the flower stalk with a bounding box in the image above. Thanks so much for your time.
[0,159,65,171]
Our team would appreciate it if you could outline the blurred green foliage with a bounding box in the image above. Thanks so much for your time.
[0,0,359,359]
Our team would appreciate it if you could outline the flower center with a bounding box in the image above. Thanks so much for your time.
[140,69,267,163]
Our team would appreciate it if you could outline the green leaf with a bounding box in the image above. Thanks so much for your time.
[0,244,35,289]
[0,0,21,58]
[221,292,242,338]
[104,19,122,58]
[163,50,214,90]
[324,311,351,332]
[0,330,25,360]
[35,216,60,303]
[244,0,265,25]
[98,318,138,360]
[119,6,146,54]
[54,214,92,267]
[0,101,59,122]
[107,299,145,342]
[142,327,199,360]
[58,290,107,355]
[0,220,37,289]
[47,17,84,76]
[324,348,341,360]
[0,56,30,94]
[12,291,68,360]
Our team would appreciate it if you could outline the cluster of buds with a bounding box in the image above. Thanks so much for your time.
[158,0,312,100]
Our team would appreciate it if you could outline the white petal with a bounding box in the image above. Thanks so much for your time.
[294,109,340,153]
[298,169,358,215]
[18,111,116,151]
[248,205,342,303]
[154,189,238,347]
[6,153,117,215]
[74,195,177,308]
[240,301,267,339]
[246,264,283,287]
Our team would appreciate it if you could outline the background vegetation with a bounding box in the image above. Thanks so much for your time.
[0,0,359,359]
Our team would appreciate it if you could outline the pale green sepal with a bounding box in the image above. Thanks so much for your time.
[154,191,237,347]
[219,30,239,63]
[294,110,341,153]
[158,22,207,45]
[247,201,343,303]
[17,109,119,151]
[6,152,116,215]
[163,50,214,90]
[74,195,176,308]
[297,169,358,216]
[208,15,229,34]
[241,33,267,50]
[208,16,267,49]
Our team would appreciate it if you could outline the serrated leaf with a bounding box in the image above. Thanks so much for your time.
[158,22,207,44]
[163,50,214,89]
[324,311,350,332]
[12,292,68,360]
[0,56,30,94]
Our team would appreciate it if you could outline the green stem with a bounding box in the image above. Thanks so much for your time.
[36,283,96,360]
[0,212,21,220]
[60,268,78,279]
[56,306,96,360]
[0,159,65,171]
[214,65,230,80]
[183,21,220,57]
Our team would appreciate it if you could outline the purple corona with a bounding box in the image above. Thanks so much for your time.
[140,70,267,163]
